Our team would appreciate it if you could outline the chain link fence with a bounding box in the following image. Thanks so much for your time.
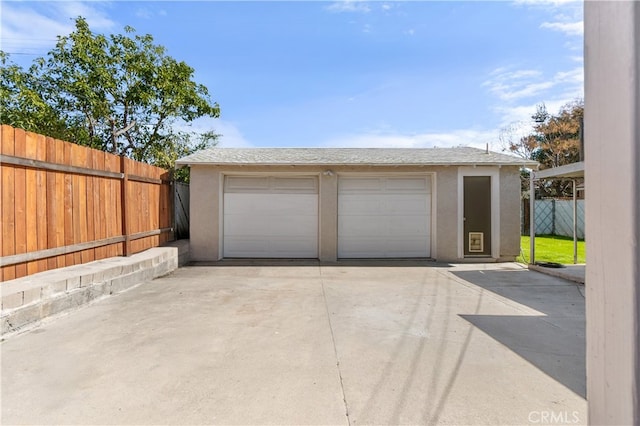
[522,199,585,239]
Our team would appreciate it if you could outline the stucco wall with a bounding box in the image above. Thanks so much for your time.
[499,166,522,260]
[433,167,458,261]
[189,166,221,261]
[188,164,518,262]
[318,172,338,261]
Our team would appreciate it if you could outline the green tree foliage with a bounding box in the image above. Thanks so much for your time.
[0,17,220,180]
[501,100,583,198]
[0,52,70,139]
[529,100,583,169]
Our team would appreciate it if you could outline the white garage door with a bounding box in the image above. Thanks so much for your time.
[223,176,318,258]
[338,176,431,258]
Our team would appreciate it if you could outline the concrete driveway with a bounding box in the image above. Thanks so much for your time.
[1,262,586,425]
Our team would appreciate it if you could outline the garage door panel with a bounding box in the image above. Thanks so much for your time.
[223,177,318,258]
[225,176,317,194]
[225,176,270,192]
[271,177,317,192]
[339,196,385,215]
[338,176,431,258]
[338,216,386,235]
[385,177,431,192]
[386,196,429,214]
[339,176,431,193]
[224,237,317,258]
[387,216,431,235]
[225,194,317,216]
[224,215,316,237]
[339,237,428,258]
[339,215,430,236]
[340,195,429,215]
[339,177,384,192]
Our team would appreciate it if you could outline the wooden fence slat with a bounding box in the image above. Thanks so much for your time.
[108,154,122,257]
[35,133,48,273]
[71,144,83,264]
[120,156,130,256]
[1,126,16,280]
[13,129,27,278]
[54,138,67,268]
[45,137,58,269]
[73,145,82,264]
[25,132,39,275]
[63,141,74,266]
[85,149,95,262]
[94,151,106,259]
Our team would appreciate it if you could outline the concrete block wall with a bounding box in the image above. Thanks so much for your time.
[1,240,189,337]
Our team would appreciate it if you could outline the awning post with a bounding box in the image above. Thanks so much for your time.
[573,179,578,264]
[529,171,536,264]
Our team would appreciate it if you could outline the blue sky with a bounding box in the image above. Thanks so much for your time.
[0,0,583,151]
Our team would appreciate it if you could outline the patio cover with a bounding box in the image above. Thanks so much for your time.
[530,161,585,265]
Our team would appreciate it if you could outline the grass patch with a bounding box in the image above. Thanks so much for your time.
[517,235,586,264]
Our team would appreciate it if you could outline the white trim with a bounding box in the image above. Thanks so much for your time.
[533,161,584,179]
[457,167,500,259]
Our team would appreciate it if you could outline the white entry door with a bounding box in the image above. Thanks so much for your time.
[338,176,432,258]
[223,176,318,258]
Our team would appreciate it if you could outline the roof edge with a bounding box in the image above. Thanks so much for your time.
[175,160,538,168]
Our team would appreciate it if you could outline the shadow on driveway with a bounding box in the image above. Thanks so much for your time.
[452,269,586,398]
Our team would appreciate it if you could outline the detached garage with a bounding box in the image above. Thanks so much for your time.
[176,148,536,262]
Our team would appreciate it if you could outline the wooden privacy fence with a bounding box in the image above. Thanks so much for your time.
[0,125,174,282]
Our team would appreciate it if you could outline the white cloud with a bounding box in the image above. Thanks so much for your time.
[495,0,583,129]
[496,81,554,102]
[326,1,371,14]
[540,20,583,36]
[57,2,114,30]
[494,97,579,128]
[0,2,114,56]
[212,120,254,148]
[174,117,254,148]
[135,7,167,20]
[485,64,583,130]
[135,8,153,20]
[555,67,583,85]
[484,66,582,104]
[483,68,549,101]
[515,0,583,46]
[321,129,500,151]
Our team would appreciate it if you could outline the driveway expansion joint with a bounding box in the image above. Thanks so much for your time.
[319,266,351,426]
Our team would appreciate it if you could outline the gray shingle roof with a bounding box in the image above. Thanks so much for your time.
[176,147,538,167]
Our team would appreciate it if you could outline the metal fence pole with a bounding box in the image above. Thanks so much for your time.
[529,172,536,264]
[573,179,578,264]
